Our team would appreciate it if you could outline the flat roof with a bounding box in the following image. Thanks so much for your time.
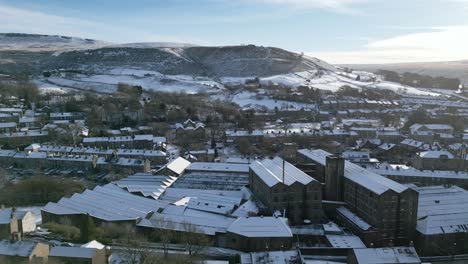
[49,246,97,259]
[352,247,420,264]
[326,235,366,249]
[227,217,292,238]
[187,162,249,173]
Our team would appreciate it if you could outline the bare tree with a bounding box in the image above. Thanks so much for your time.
[181,222,211,257]
[151,218,177,258]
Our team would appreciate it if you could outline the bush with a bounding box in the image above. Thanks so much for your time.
[0,176,85,207]
[42,222,81,241]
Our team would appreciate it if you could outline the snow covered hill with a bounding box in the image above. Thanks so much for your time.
[0,33,110,52]
[0,33,443,99]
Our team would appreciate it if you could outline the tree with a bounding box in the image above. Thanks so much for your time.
[150,219,177,258]
[238,138,251,155]
[80,214,96,242]
[181,222,211,257]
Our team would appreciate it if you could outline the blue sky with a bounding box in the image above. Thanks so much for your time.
[1,0,467,63]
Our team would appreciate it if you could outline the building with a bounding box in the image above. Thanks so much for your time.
[0,208,19,240]
[341,150,379,168]
[0,240,49,264]
[49,246,107,264]
[410,124,454,135]
[173,162,250,191]
[240,250,300,264]
[249,157,322,224]
[348,247,421,264]
[0,122,17,133]
[413,185,468,255]
[413,150,465,171]
[26,144,167,165]
[82,135,164,149]
[42,184,167,228]
[225,217,293,252]
[175,119,205,146]
[297,149,418,247]
[369,163,468,189]
[13,211,36,235]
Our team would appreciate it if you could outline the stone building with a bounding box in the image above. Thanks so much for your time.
[249,157,323,225]
[297,149,418,247]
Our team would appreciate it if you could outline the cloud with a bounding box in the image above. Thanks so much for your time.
[255,0,372,14]
[0,3,187,43]
[309,26,468,64]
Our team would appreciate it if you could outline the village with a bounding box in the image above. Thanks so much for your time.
[0,69,467,264]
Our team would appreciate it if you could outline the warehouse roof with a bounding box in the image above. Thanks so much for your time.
[42,184,167,222]
[250,157,315,187]
[298,149,408,195]
[414,185,468,235]
[227,217,292,238]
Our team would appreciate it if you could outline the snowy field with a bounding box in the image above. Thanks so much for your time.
[35,68,441,107]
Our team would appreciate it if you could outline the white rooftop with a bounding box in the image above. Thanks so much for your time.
[227,217,292,238]
[187,162,249,173]
[352,247,421,264]
[250,157,316,187]
[414,185,468,235]
[166,157,191,175]
[298,149,408,195]
[42,184,167,222]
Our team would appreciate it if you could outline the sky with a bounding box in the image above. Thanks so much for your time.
[0,0,467,64]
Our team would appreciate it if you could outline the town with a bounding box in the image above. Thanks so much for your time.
[0,60,467,264]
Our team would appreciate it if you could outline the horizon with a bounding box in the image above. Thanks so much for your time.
[1,0,467,64]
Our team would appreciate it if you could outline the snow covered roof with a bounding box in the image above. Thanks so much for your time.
[336,207,371,231]
[378,143,396,151]
[42,184,167,222]
[138,204,236,236]
[0,240,37,257]
[414,185,468,235]
[166,157,191,175]
[298,149,408,195]
[326,235,366,249]
[227,217,292,238]
[400,139,424,148]
[187,162,249,173]
[0,122,16,128]
[49,246,97,259]
[410,123,453,132]
[250,157,316,187]
[112,173,177,199]
[160,188,246,203]
[241,250,300,264]
[369,163,468,180]
[81,240,105,250]
[418,150,454,159]
[352,247,420,264]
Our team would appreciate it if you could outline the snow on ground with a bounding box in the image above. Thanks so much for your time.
[372,81,440,97]
[229,91,316,110]
[35,67,441,98]
[34,79,72,94]
[38,67,225,95]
